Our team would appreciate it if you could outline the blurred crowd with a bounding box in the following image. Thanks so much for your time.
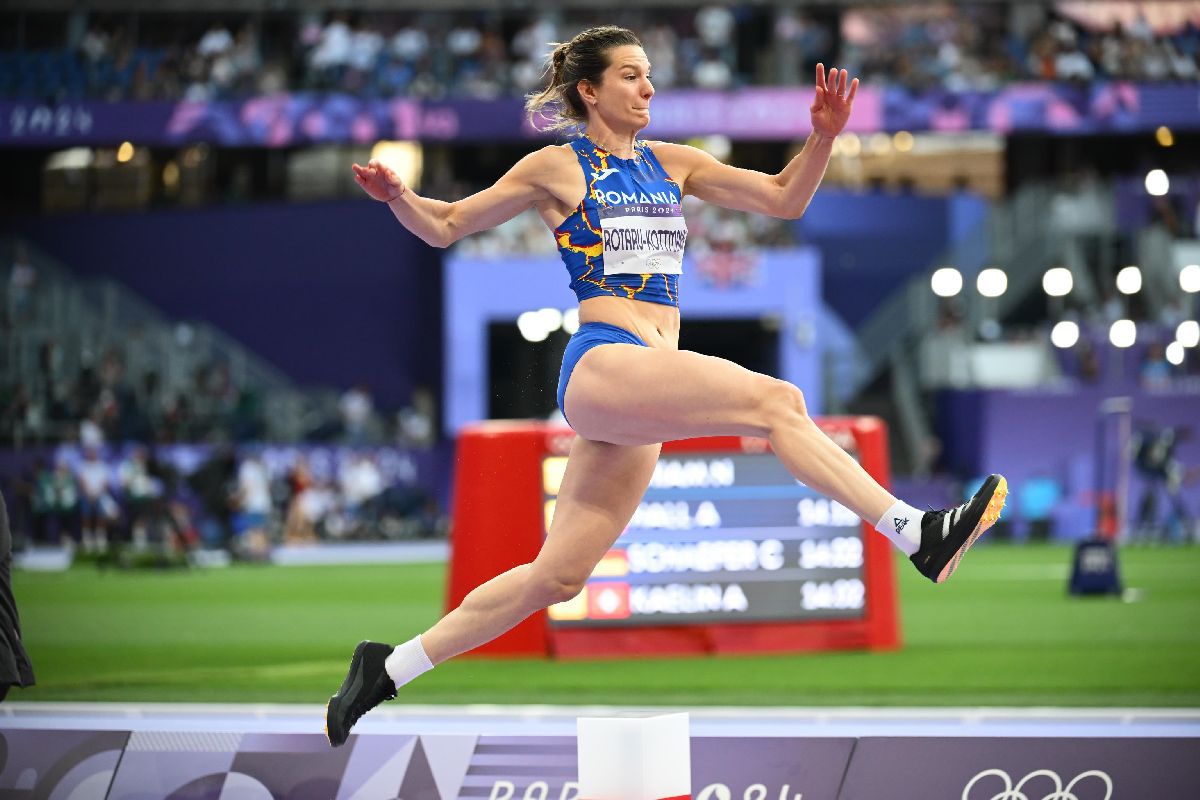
[845,3,1200,91]
[2,253,444,555]
[0,322,444,555]
[2,244,438,451]
[0,340,436,451]
[3,3,1200,103]
[0,340,264,448]
[3,443,442,558]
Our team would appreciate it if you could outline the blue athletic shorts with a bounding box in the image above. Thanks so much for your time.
[557,321,647,427]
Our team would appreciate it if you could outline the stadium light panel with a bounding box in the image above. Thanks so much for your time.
[517,311,551,343]
[977,268,1007,298]
[1050,320,1079,349]
[1145,169,1169,196]
[562,308,580,335]
[1042,267,1073,297]
[931,267,963,297]
[1181,264,1200,293]
[1109,319,1136,348]
[1177,320,1199,348]
[1116,265,1142,295]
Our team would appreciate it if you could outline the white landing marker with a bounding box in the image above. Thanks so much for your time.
[577,712,691,800]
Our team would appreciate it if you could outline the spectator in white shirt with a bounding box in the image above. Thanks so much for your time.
[339,454,384,513]
[339,384,374,444]
[197,24,234,58]
[75,448,115,553]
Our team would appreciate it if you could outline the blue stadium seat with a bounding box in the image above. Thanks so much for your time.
[1019,477,1062,523]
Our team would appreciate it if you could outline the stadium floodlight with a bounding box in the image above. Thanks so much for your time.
[1181,264,1200,293]
[46,147,94,170]
[839,132,862,157]
[536,307,563,333]
[162,161,180,189]
[1109,319,1136,348]
[1043,267,1073,297]
[869,133,891,155]
[370,140,424,192]
[1145,169,1169,196]
[1177,320,1199,348]
[1116,265,1142,295]
[687,135,733,161]
[517,311,551,343]
[977,268,1008,298]
[563,308,581,335]
[931,267,963,297]
[1166,341,1185,366]
[1050,320,1080,349]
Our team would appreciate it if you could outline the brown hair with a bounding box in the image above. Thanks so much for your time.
[525,26,642,132]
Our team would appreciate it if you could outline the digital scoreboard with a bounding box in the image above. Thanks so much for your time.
[543,451,868,627]
[448,420,898,658]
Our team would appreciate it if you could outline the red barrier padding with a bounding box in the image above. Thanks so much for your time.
[447,419,899,658]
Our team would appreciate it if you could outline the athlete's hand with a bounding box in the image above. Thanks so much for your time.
[810,63,858,138]
[352,159,406,202]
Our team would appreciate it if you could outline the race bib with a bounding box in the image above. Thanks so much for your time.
[599,203,688,275]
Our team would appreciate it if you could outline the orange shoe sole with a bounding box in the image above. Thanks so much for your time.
[936,476,1008,584]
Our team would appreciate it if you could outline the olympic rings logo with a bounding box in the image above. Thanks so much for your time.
[962,769,1113,800]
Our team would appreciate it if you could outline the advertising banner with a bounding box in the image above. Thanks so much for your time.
[839,736,1200,800]
[4,83,1196,146]
[2,728,1197,798]
[0,731,856,799]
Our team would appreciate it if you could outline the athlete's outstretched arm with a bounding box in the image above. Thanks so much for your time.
[352,149,556,248]
[653,63,858,220]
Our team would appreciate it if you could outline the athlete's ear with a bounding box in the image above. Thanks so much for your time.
[577,79,598,108]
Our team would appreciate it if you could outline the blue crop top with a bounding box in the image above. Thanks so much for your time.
[553,137,688,307]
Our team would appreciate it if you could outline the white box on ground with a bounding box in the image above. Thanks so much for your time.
[577,713,690,800]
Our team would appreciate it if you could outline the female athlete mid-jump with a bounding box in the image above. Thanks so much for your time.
[326,25,1006,746]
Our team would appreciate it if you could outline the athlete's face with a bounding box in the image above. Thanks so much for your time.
[585,45,654,130]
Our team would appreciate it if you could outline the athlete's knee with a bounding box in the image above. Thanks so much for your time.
[535,576,588,607]
[760,378,811,430]
[525,563,589,607]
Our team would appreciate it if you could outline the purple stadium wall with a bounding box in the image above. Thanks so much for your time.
[3,200,441,410]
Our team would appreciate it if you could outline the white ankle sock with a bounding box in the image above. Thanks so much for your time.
[383,635,434,689]
[874,500,924,555]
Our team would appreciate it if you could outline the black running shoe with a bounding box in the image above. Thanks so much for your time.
[325,640,396,747]
[911,474,1008,584]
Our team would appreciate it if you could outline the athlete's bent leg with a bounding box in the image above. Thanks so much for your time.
[327,436,659,745]
[328,438,662,743]
[420,436,660,664]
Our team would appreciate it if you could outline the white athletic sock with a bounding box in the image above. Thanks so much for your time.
[874,500,924,555]
[384,635,434,689]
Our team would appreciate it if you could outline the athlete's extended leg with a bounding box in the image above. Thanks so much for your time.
[326,436,660,745]
[565,344,1005,582]
[566,345,894,522]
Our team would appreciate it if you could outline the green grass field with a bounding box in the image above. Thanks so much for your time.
[12,543,1200,707]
